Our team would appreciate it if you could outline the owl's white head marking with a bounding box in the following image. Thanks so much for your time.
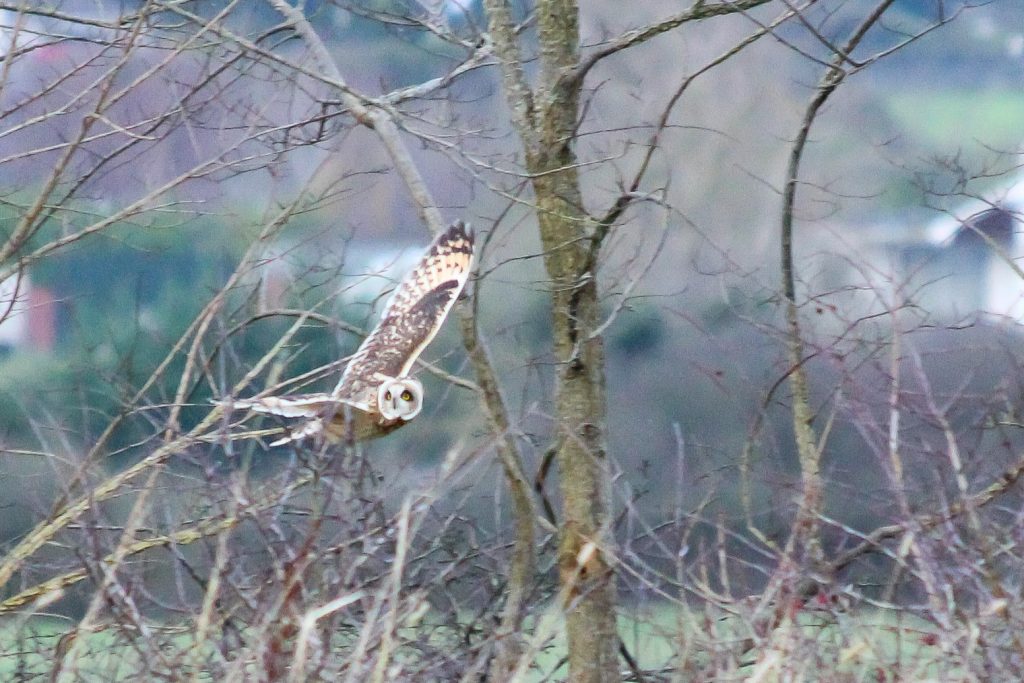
[377,377,423,421]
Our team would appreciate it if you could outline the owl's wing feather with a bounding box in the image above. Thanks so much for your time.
[220,393,371,446]
[334,221,474,406]
[217,221,473,446]
[223,393,370,417]
[268,419,327,447]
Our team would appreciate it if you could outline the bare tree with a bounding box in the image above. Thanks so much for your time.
[0,0,1023,681]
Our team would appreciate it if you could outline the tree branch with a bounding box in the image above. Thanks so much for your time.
[564,0,775,89]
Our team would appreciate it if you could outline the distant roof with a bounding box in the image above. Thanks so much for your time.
[926,172,1024,245]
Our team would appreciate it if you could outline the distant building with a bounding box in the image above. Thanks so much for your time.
[801,173,1024,330]
[0,274,58,353]
[903,176,1024,323]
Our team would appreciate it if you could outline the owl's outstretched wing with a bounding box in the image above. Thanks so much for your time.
[220,393,346,446]
[216,221,473,446]
[220,391,405,446]
[225,393,338,418]
[333,220,474,407]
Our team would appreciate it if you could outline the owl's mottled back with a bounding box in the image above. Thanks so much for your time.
[220,221,475,446]
[333,221,475,410]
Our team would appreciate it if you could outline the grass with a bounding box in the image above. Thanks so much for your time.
[501,602,947,681]
[0,604,952,681]
[886,88,1024,150]
[0,616,146,680]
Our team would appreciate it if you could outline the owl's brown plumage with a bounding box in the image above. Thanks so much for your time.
[334,220,475,409]
[226,391,408,443]
[221,221,475,445]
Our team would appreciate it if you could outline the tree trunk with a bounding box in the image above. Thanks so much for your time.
[531,2,619,678]
[535,178,619,683]
[483,0,619,675]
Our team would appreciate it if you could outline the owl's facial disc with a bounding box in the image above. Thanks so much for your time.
[377,377,423,421]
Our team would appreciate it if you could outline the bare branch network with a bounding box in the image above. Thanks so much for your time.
[0,0,1020,681]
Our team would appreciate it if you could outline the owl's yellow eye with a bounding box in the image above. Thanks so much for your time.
[384,391,392,401]
[400,390,413,402]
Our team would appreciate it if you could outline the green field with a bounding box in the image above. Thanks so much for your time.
[0,604,953,681]
[887,89,1024,149]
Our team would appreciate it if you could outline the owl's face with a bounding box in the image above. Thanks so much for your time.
[377,377,423,421]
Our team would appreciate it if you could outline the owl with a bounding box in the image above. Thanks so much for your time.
[222,221,474,445]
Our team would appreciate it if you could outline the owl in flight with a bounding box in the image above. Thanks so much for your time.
[223,221,474,445]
